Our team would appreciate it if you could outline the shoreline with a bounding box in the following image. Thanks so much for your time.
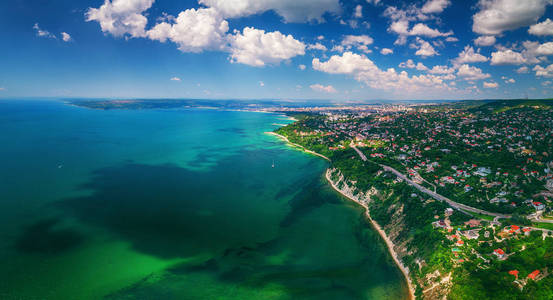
[325,169,416,300]
[267,124,415,299]
[265,132,331,161]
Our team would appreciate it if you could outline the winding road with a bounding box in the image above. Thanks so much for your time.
[350,145,512,219]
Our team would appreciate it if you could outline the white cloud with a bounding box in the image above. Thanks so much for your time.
[534,64,553,77]
[409,23,453,37]
[505,78,516,83]
[411,37,438,57]
[534,41,553,55]
[228,27,305,67]
[299,64,306,70]
[529,18,553,35]
[421,0,451,14]
[147,8,229,53]
[170,77,181,81]
[490,49,526,65]
[340,35,374,53]
[428,65,455,74]
[453,46,488,65]
[61,32,72,42]
[354,5,363,18]
[445,36,459,42]
[389,21,453,39]
[317,35,324,40]
[0,87,5,91]
[472,0,552,35]
[307,43,328,51]
[198,0,341,23]
[312,52,454,93]
[33,23,56,39]
[399,59,416,69]
[474,35,496,46]
[415,62,429,71]
[517,66,530,73]
[457,64,491,80]
[366,0,381,5]
[483,81,498,88]
[380,48,393,55]
[399,60,429,71]
[310,84,337,93]
[259,81,265,86]
[86,0,155,37]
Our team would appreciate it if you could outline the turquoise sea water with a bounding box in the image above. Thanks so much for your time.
[0,100,407,299]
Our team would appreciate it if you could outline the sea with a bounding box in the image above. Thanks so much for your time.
[0,99,408,299]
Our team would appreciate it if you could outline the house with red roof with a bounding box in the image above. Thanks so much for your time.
[493,248,505,259]
[508,270,519,279]
[528,270,540,280]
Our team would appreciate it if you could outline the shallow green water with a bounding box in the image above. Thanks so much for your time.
[0,100,407,299]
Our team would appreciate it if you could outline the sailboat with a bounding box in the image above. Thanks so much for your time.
[272,160,275,168]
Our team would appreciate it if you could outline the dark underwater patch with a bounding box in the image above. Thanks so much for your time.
[15,218,83,254]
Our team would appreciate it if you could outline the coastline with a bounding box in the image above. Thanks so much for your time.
[267,127,415,299]
[325,169,416,300]
[265,132,331,161]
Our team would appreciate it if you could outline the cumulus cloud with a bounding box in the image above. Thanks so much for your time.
[399,59,428,71]
[307,43,328,51]
[399,59,416,69]
[33,23,56,39]
[228,27,305,67]
[529,18,553,35]
[86,0,155,37]
[453,46,488,65]
[445,36,459,42]
[310,84,337,93]
[340,35,374,53]
[483,81,498,88]
[490,49,526,65]
[354,5,363,18]
[61,32,72,42]
[428,65,455,74]
[198,0,341,23]
[147,8,229,53]
[411,37,438,57]
[0,87,5,91]
[170,77,181,81]
[259,81,265,86]
[312,52,454,93]
[534,64,553,77]
[474,35,496,46]
[86,1,308,67]
[389,20,453,40]
[457,64,491,80]
[299,64,306,70]
[517,66,530,73]
[421,0,451,14]
[380,48,393,55]
[472,0,552,35]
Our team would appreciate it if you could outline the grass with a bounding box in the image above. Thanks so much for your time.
[531,222,553,230]
[470,212,495,221]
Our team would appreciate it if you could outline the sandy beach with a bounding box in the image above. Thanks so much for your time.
[265,132,331,161]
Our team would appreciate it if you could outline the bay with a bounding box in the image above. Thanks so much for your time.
[0,100,407,299]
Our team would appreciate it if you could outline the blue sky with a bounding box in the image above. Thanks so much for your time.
[2,0,553,101]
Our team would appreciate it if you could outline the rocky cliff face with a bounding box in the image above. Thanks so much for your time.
[328,168,452,299]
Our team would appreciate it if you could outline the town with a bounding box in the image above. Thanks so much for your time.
[275,100,553,299]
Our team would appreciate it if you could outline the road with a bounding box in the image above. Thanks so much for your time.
[350,145,512,219]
